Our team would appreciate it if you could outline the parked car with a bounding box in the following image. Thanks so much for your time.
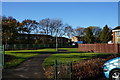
[103,57,120,80]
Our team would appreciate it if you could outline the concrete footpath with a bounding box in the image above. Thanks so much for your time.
[2,53,52,80]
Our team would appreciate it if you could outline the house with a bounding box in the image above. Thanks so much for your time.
[12,34,69,45]
[71,36,84,42]
[57,37,69,44]
[112,26,120,44]
[15,34,53,44]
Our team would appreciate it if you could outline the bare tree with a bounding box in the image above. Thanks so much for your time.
[21,19,38,34]
[64,24,75,38]
[50,19,63,37]
[74,27,85,37]
[39,18,50,35]
[39,18,64,37]
[20,19,38,44]
[87,26,102,37]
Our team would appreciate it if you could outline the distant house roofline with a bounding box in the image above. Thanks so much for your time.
[18,33,52,36]
[112,29,120,32]
[112,26,120,32]
[71,36,84,38]
[18,33,69,39]
[113,26,120,30]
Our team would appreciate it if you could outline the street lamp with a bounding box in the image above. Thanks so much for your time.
[56,29,58,51]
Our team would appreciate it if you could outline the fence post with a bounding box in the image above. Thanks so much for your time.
[2,45,4,67]
[69,62,72,80]
[14,44,15,50]
[117,44,119,53]
[54,60,58,80]
[20,44,22,50]
[27,44,28,49]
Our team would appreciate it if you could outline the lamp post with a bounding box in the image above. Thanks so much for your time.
[56,29,58,51]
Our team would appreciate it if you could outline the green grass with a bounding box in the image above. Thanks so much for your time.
[5,52,40,68]
[58,48,78,52]
[4,48,113,68]
[4,48,56,68]
[6,48,56,53]
[42,52,112,67]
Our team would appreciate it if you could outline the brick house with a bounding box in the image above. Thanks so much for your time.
[71,36,84,42]
[15,34,53,44]
[14,34,69,45]
[112,26,120,44]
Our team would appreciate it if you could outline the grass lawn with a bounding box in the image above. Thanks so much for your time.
[4,48,56,68]
[4,48,113,69]
[42,52,113,67]
[6,48,56,53]
[58,48,78,52]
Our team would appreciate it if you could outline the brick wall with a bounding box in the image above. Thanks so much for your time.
[78,44,120,53]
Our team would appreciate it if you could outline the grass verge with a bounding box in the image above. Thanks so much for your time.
[4,48,56,68]
[42,52,112,67]
[6,48,56,53]
[4,52,40,68]
[58,48,78,52]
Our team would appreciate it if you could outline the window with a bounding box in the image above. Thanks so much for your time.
[116,32,120,36]
[117,37,120,43]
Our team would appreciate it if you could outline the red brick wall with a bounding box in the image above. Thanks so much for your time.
[78,44,119,53]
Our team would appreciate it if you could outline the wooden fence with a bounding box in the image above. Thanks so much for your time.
[78,44,120,53]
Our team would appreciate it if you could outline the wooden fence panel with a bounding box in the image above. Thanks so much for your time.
[78,44,119,53]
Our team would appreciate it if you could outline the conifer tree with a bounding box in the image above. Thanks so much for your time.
[84,28,94,43]
[100,25,112,43]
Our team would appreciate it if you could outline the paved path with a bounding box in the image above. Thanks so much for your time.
[2,49,107,80]
[2,53,52,80]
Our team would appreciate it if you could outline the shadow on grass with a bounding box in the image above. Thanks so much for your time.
[12,51,86,54]
[4,54,41,69]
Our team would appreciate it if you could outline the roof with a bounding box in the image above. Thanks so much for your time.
[18,34,68,39]
[18,33,52,37]
[72,36,83,38]
[113,26,120,30]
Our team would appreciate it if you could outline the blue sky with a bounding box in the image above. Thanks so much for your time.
[1,0,119,2]
[2,2,118,28]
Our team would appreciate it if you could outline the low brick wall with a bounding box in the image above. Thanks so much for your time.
[78,44,119,53]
